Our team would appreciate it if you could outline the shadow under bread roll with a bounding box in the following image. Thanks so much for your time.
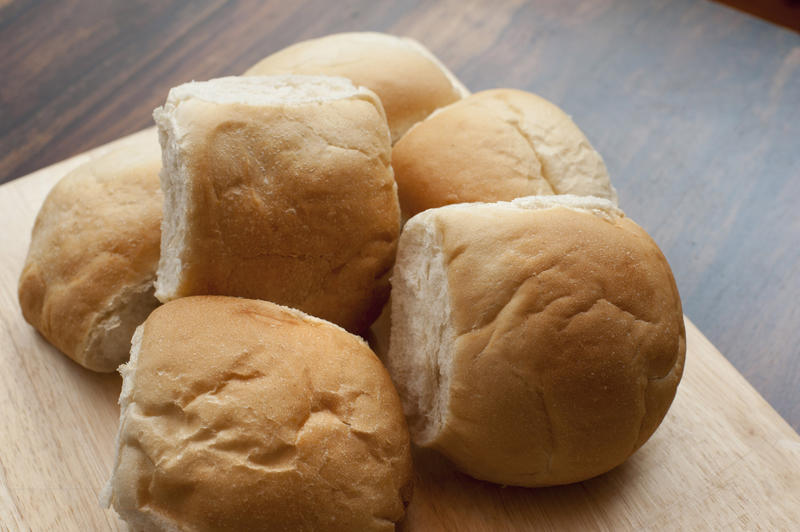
[102,296,413,531]
[18,131,162,372]
[386,195,685,487]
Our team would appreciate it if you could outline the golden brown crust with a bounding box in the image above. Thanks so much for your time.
[391,200,684,486]
[18,132,162,372]
[107,296,413,531]
[245,32,469,143]
[392,89,617,217]
[155,77,400,334]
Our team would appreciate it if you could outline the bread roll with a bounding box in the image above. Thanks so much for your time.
[102,296,413,531]
[245,32,469,143]
[392,89,618,218]
[386,195,685,486]
[18,131,162,372]
[153,75,399,333]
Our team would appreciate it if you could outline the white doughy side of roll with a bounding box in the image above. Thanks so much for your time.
[153,111,188,302]
[84,280,159,372]
[101,326,183,532]
[387,220,454,445]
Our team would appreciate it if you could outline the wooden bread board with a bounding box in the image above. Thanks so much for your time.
[1,129,799,531]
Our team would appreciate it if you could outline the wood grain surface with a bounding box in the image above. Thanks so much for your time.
[1,0,798,434]
[1,131,799,530]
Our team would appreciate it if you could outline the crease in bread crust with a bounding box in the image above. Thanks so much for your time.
[496,99,558,194]
[490,90,618,204]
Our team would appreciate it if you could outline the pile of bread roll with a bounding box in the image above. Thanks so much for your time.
[18,32,685,531]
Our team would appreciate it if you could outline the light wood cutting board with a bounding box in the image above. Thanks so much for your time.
[1,130,799,531]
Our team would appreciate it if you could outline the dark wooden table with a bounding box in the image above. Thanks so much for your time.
[2,0,799,431]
